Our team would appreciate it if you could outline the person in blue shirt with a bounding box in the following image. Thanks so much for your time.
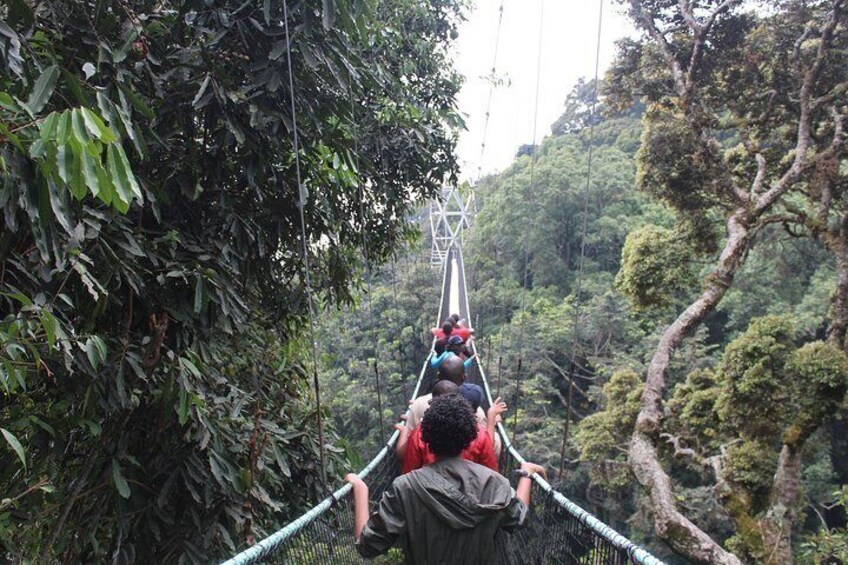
[430,335,475,369]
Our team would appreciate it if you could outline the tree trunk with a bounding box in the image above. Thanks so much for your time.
[760,444,803,565]
[628,211,750,565]
[825,215,848,350]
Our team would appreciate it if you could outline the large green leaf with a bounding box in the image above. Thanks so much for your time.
[111,459,131,499]
[25,65,59,114]
[178,385,188,426]
[80,107,117,143]
[192,74,211,108]
[106,143,131,206]
[107,144,141,204]
[69,108,91,145]
[55,141,72,184]
[85,338,100,370]
[117,84,154,119]
[47,177,75,235]
[96,161,116,208]
[69,140,86,199]
[91,335,108,361]
[79,145,100,198]
[38,309,56,349]
[38,111,59,142]
[112,28,139,64]
[1,428,26,470]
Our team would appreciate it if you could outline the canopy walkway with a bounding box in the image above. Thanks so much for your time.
[221,247,664,565]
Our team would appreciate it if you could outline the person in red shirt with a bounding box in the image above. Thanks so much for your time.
[432,320,455,340]
[432,321,454,355]
[431,317,475,342]
[401,386,498,474]
[452,318,474,341]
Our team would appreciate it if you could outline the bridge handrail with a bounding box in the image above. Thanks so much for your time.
[220,250,454,565]
[221,248,666,565]
[454,247,665,565]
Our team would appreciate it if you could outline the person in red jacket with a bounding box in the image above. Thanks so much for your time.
[402,391,497,474]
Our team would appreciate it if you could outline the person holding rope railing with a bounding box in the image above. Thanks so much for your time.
[345,393,546,565]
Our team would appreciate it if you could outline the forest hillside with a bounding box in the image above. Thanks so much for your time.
[320,68,848,565]
[2,1,848,564]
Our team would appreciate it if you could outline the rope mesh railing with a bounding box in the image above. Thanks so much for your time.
[222,248,664,565]
[454,248,663,565]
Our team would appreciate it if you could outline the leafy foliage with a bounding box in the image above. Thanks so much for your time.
[296,2,848,563]
[573,369,642,489]
[0,0,465,562]
[799,486,848,565]
[615,224,697,309]
[666,369,721,451]
[715,316,798,440]
[785,341,848,444]
[635,106,726,251]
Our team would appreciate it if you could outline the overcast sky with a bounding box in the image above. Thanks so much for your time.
[453,0,636,181]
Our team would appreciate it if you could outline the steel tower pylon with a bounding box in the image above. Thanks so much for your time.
[429,185,475,267]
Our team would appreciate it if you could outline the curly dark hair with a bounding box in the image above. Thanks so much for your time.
[421,394,477,457]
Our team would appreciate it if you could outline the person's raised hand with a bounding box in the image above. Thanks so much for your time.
[520,462,548,480]
[345,473,365,489]
[488,397,508,420]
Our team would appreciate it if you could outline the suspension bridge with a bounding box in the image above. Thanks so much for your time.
[220,0,666,561]
[221,246,664,565]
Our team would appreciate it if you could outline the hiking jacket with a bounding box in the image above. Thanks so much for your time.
[356,457,527,564]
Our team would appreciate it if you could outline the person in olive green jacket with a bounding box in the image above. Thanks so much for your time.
[345,394,546,564]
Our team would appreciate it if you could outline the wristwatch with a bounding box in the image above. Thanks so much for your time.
[513,468,531,479]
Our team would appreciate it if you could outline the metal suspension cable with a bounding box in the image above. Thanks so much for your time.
[470,0,504,399]
[282,2,327,495]
[512,0,545,444]
[481,0,519,405]
[457,248,665,565]
[349,83,387,447]
[492,70,525,403]
[390,256,412,402]
[558,0,604,480]
[221,247,666,565]
[475,0,505,181]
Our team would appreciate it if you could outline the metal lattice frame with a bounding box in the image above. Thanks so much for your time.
[429,186,475,267]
